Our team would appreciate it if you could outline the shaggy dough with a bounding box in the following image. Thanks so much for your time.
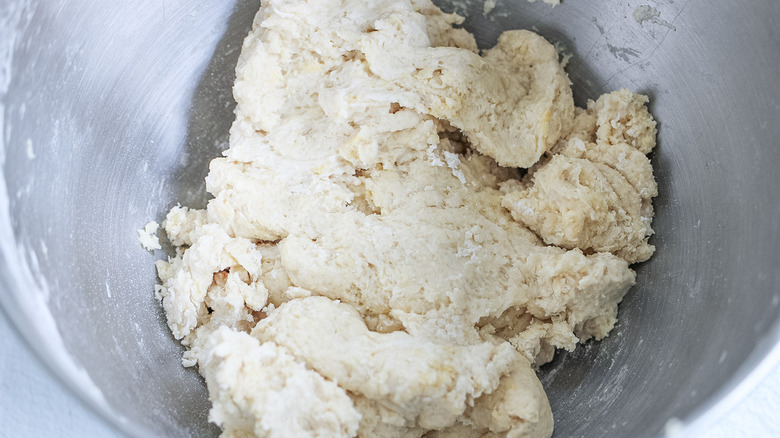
[502,91,658,264]
[153,0,658,437]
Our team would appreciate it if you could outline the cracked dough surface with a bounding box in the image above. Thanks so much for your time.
[153,0,658,437]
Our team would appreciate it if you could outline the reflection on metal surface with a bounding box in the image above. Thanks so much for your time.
[0,0,779,437]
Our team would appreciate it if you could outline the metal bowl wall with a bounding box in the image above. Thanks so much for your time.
[1,1,778,437]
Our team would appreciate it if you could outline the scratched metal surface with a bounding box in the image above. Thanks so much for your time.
[1,1,779,437]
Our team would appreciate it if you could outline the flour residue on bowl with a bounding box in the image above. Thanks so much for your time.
[0,1,120,430]
[633,5,677,31]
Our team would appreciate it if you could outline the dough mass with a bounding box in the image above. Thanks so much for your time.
[153,0,658,436]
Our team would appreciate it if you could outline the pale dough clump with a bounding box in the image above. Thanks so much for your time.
[138,221,161,251]
[153,1,658,437]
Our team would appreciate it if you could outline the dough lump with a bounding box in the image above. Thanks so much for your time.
[153,1,658,437]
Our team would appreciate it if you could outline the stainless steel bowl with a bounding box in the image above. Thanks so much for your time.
[1,1,779,437]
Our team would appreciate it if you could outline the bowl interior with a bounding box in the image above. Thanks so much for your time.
[1,1,779,437]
